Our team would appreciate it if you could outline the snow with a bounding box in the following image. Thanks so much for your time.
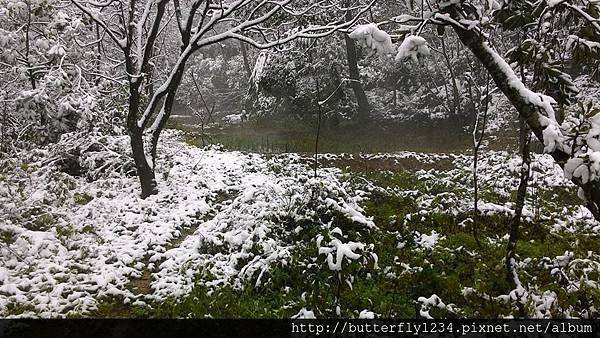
[319,238,365,271]
[392,14,420,23]
[358,309,375,318]
[417,294,453,319]
[563,114,600,186]
[223,114,242,125]
[482,42,566,153]
[567,35,600,51]
[547,0,567,8]
[2,129,599,318]
[250,52,269,86]
[415,230,443,250]
[348,24,395,55]
[0,130,375,316]
[395,35,430,63]
[291,308,316,319]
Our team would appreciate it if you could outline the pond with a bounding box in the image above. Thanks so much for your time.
[168,108,505,154]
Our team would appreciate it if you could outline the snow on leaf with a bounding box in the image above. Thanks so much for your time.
[358,309,375,318]
[291,308,316,319]
[319,238,365,271]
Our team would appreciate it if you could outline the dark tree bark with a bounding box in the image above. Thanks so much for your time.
[344,0,370,122]
[24,2,36,91]
[469,73,490,247]
[506,118,530,277]
[149,55,192,162]
[505,117,530,318]
[127,82,158,198]
[314,76,322,178]
[121,0,170,198]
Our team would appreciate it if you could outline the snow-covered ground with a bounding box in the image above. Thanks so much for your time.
[0,131,374,317]
[1,131,599,318]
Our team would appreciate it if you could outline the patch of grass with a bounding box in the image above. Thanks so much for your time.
[20,162,30,171]
[137,285,298,318]
[0,229,16,245]
[88,299,147,318]
[17,207,57,232]
[167,113,473,154]
[536,186,580,207]
[4,303,37,317]
[55,224,76,240]
[81,224,95,233]
[74,192,94,205]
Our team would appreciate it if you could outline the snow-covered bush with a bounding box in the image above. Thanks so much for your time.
[48,132,135,181]
[417,294,458,318]
[149,148,378,313]
[0,0,127,150]
[314,226,378,316]
[541,251,600,318]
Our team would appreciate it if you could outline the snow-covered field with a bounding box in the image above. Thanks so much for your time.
[0,131,374,317]
[1,131,599,318]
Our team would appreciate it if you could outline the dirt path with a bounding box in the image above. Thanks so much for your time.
[126,190,239,296]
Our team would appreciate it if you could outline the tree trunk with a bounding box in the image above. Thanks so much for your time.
[344,0,370,122]
[149,52,192,163]
[240,41,252,79]
[130,129,158,198]
[24,2,36,91]
[440,37,461,122]
[506,119,531,268]
[95,23,102,85]
[127,82,158,198]
[505,117,530,318]
[452,23,600,221]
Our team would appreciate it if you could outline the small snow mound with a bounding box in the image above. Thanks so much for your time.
[415,230,443,250]
[291,308,316,319]
[319,238,365,271]
[223,114,242,125]
[358,309,375,319]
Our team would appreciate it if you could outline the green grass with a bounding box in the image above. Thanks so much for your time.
[167,116,473,154]
[73,192,94,205]
[45,124,600,319]
[83,159,600,319]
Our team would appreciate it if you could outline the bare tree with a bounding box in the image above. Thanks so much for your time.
[466,72,494,246]
[71,0,376,197]
[189,72,215,147]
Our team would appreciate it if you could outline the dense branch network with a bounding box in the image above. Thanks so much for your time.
[68,0,376,197]
[349,0,600,220]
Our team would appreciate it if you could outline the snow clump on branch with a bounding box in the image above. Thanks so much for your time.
[348,23,395,55]
[564,114,600,190]
[395,35,430,63]
[348,25,430,64]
